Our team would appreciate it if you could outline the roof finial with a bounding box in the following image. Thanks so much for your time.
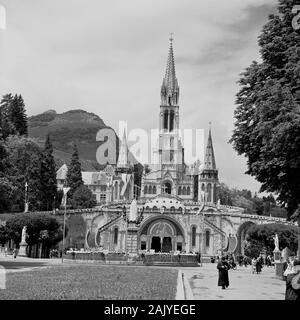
[169,32,174,43]
[209,121,212,131]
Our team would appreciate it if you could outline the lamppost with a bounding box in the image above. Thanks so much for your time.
[24,182,29,213]
[62,187,70,263]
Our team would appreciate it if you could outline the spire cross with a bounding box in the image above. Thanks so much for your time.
[169,32,174,43]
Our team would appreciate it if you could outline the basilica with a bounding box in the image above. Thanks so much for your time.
[77,37,251,258]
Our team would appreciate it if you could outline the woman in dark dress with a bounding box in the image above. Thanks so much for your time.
[256,257,262,274]
[217,256,230,289]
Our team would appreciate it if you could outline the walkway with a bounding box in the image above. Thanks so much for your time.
[184,263,285,300]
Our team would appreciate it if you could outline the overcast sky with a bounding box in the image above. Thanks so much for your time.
[0,0,279,194]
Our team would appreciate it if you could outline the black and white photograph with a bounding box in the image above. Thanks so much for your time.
[0,0,300,306]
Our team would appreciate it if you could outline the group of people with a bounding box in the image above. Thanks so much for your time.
[283,256,300,300]
[251,256,264,274]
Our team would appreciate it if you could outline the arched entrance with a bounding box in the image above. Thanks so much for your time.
[139,217,185,253]
[236,221,256,255]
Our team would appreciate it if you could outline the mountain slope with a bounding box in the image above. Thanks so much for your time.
[28,109,110,170]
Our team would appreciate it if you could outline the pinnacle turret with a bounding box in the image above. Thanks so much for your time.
[204,124,217,170]
[117,130,129,169]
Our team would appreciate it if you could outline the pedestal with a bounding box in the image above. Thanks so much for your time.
[273,249,281,263]
[18,242,27,257]
[127,223,138,256]
[273,249,283,279]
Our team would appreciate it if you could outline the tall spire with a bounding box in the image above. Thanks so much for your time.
[204,123,217,170]
[117,130,129,169]
[161,34,179,106]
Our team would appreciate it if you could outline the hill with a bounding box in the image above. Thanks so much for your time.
[28,109,114,171]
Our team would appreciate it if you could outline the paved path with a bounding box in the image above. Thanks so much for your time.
[183,263,285,300]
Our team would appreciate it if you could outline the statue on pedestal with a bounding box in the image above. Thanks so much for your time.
[18,226,28,257]
[273,234,279,251]
[129,199,138,223]
[21,226,27,244]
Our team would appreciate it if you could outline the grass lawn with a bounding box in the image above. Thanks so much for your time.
[0,265,178,300]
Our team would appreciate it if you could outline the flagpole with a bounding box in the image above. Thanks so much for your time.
[62,187,70,263]
[62,200,66,264]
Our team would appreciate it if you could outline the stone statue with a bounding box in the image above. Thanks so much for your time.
[21,226,27,244]
[273,234,279,251]
[129,199,138,222]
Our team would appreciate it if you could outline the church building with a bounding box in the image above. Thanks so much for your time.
[82,37,244,258]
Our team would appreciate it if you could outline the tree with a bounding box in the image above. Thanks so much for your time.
[9,94,28,136]
[218,183,233,206]
[66,143,83,197]
[71,185,96,209]
[0,94,16,139]
[5,213,63,254]
[245,223,298,257]
[40,135,57,210]
[4,136,42,212]
[0,225,9,245]
[26,152,42,211]
[230,0,300,219]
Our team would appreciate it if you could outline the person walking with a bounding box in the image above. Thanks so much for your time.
[217,256,230,289]
[256,257,263,274]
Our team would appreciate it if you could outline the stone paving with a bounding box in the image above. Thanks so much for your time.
[184,263,286,300]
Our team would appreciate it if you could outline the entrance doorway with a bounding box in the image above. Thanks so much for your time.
[162,237,172,252]
[151,237,161,252]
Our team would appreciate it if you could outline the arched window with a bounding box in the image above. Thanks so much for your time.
[170,110,174,131]
[182,187,187,196]
[119,181,124,196]
[187,187,191,196]
[178,187,182,195]
[114,227,118,245]
[149,186,153,194]
[207,183,212,202]
[153,206,158,212]
[114,182,118,200]
[201,183,205,191]
[164,111,168,130]
[191,226,196,247]
[153,186,157,194]
[144,186,148,194]
[170,206,175,213]
[213,184,217,203]
[205,230,210,247]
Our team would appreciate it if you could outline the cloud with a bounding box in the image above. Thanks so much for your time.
[0,0,279,193]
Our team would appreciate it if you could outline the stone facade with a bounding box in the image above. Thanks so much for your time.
[58,38,290,258]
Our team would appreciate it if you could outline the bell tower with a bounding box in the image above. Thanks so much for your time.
[158,35,184,172]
